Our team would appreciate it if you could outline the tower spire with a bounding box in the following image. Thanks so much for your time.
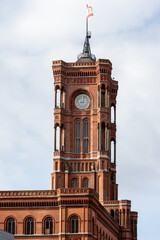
[77,5,96,63]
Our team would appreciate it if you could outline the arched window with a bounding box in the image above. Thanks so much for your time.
[7,217,15,235]
[61,87,66,108]
[26,217,34,235]
[54,125,60,151]
[83,178,89,188]
[83,119,89,153]
[111,105,116,123]
[101,85,105,107]
[98,86,100,107]
[61,125,65,152]
[111,139,116,164]
[101,122,105,150]
[111,209,115,219]
[75,120,81,153]
[55,88,61,108]
[70,215,79,233]
[72,178,78,189]
[44,217,53,234]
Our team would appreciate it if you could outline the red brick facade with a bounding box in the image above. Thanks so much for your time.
[0,58,138,240]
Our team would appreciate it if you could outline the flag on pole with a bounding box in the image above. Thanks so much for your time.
[86,5,93,18]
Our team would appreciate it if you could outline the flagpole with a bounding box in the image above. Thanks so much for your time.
[86,5,88,37]
[86,17,88,37]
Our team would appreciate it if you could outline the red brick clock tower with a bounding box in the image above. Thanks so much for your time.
[51,42,118,204]
[0,18,138,240]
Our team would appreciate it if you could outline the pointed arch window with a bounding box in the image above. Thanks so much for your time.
[70,215,79,233]
[75,120,81,153]
[7,217,15,235]
[26,217,34,235]
[83,119,89,153]
[44,217,53,234]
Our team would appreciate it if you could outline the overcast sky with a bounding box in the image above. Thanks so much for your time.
[0,0,160,239]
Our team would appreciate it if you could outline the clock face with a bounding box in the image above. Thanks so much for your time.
[75,94,90,109]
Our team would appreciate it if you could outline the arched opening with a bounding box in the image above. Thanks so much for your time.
[72,178,78,189]
[75,119,81,153]
[26,217,34,235]
[44,217,53,234]
[111,209,115,219]
[70,215,79,233]
[101,122,105,150]
[83,178,89,188]
[101,85,105,107]
[61,87,66,108]
[55,125,60,151]
[111,105,116,123]
[98,86,100,107]
[61,125,65,152]
[55,88,61,108]
[111,139,116,164]
[83,119,89,153]
[6,217,15,235]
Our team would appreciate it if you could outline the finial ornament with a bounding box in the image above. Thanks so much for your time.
[77,5,96,63]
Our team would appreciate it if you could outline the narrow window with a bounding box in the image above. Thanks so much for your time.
[45,217,53,234]
[85,163,88,171]
[98,86,100,107]
[7,218,15,235]
[83,178,89,188]
[98,123,99,150]
[70,216,79,233]
[55,126,60,151]
[76,120,81,153]
[26,217,34,235]
[83,119,89,153]
[101,85,105,107]
[111,209,115,219]
[101,122,105,151]
[111,105,115,123]
[56,89,61,108]
[61,126,65,151]
[78,163,80,171]
[72,178,78,189]
[111,140,116,164]
[61,87,65,108]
